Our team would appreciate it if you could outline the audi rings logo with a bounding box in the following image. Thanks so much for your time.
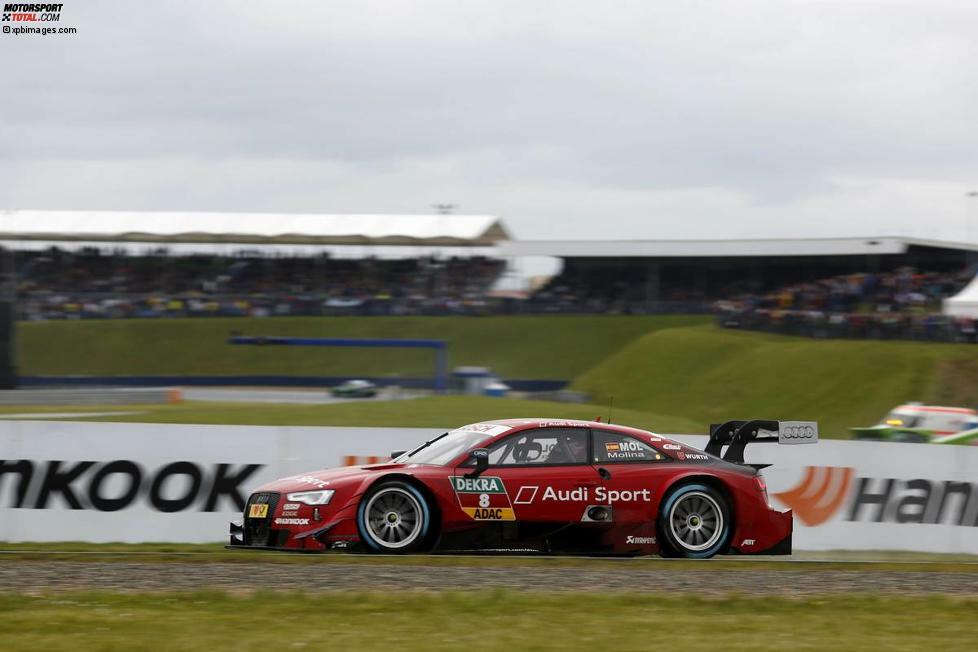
[778,421,819,445]
[783,426,816,439]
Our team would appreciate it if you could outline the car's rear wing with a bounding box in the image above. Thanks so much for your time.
[705,420,818,465]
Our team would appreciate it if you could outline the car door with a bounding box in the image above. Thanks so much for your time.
[454,427,600,526]
[589,428,668,529]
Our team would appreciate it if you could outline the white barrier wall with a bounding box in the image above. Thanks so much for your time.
[680,435,978,554]
[0,421,442,544]
[1,420,977,552]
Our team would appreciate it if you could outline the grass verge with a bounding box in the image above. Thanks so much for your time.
[1,542,976,573]
[0,591,975,651]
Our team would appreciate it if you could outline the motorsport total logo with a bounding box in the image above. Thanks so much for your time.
[774,466,978,527]
[2,3,63,22]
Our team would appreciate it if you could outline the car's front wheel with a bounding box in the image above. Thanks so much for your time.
[659,483,731,559]
[357,481,431,553]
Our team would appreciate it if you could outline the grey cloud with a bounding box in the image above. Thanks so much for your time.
[0,0,975,238]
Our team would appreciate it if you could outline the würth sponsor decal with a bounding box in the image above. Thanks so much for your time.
[775,466,978,527]
[0,459,263,512]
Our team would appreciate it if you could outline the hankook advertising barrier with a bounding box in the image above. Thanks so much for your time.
[1,420,977,552]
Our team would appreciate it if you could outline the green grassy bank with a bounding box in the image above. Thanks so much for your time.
[574,325,978,436]
[16,315,705,379]
[0,590,974,651]
[13,317,978,436]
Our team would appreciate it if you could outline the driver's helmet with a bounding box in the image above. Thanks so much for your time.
[561,434,587,461]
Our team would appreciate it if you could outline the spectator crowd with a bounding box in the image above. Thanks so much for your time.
[13,248,978,345]
[16,249,506,319]
[714,267,978,343]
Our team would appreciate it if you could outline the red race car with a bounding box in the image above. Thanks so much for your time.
[228,418,817,558]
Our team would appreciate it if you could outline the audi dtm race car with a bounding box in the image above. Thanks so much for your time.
[229,418,818,558]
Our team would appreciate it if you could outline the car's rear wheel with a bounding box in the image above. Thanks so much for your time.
[659,483,730,559]
[357,481,431,553]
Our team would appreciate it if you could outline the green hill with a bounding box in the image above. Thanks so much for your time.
[14,316,978,437]
[16,315,706,379]
[573,325,978,437]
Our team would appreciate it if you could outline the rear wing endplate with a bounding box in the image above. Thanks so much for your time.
[706,420,818,464]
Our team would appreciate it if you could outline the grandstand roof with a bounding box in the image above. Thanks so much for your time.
[498,236,978,258]
[0,210,510,247]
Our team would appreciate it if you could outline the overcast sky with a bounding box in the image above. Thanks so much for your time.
[1,0,976,241]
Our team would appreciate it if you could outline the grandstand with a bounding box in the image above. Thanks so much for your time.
[502,236,978,314]
[1,210,511,320]
[3,212,978,323]
[5,213,978,390]
[4,214,978,318]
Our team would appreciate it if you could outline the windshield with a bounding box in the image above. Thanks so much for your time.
[394,429,494,465]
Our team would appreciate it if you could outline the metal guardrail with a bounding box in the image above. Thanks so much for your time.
[0,387,181,405]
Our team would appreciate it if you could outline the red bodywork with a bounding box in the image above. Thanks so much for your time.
[230,419,793,556]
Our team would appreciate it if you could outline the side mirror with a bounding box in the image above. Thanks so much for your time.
[466,448,490,478]
[391,450,406,460]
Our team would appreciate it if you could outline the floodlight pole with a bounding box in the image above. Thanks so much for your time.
[0,246,16,389]
[967,191,978,266]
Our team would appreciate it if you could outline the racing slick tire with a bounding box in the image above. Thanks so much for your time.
[658,482,731,559]
[357,480,432,553]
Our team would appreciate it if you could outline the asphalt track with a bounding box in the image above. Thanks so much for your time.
[2,555,977,595]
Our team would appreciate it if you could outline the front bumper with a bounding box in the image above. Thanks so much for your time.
[231,490,363,551]
[228,520,359,552]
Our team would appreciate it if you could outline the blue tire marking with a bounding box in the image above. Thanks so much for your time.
[661,483,730,559]
[357,482,430,552]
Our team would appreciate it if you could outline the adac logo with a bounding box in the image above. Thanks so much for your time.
[774,466,854,526]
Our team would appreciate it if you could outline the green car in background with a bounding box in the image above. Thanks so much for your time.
[851,403,978,445]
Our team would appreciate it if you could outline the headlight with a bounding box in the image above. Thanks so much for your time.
[286,490,335,505]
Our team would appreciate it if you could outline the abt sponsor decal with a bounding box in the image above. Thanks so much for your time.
[775,466,978,527]
[451,476,515,521]
[0,459,263,512]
